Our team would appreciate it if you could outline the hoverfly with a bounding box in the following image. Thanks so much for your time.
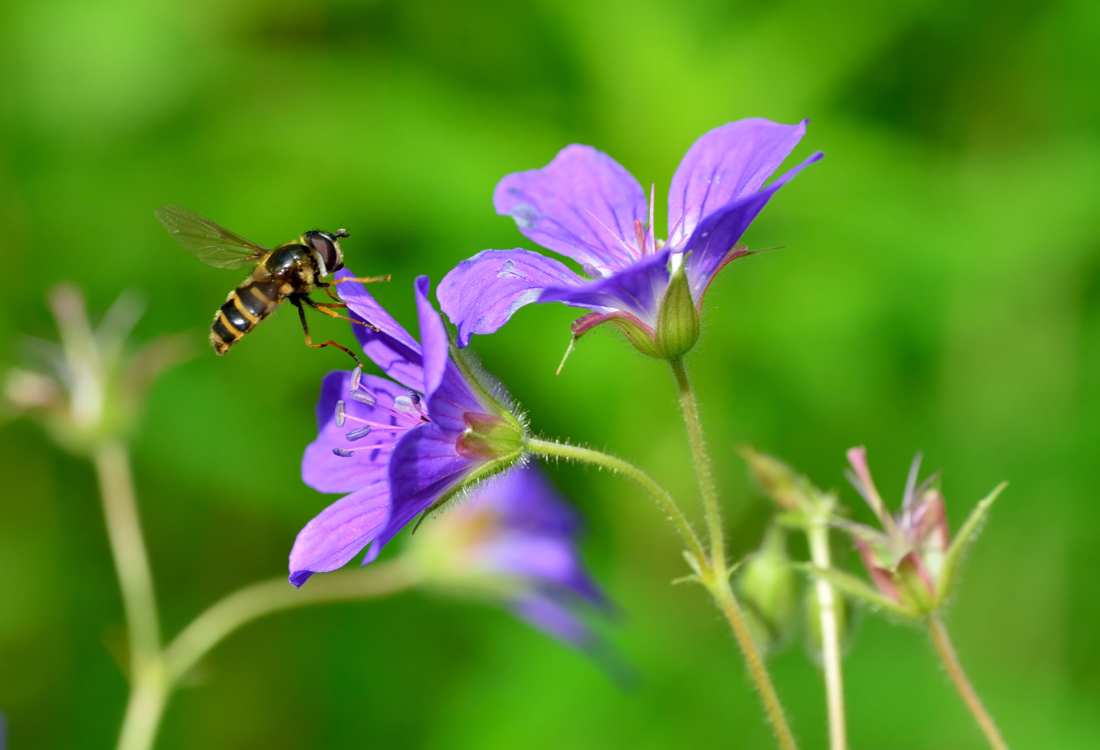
[156,205,386,364]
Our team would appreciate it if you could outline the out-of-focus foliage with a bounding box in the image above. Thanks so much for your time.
[2,0,1099,747]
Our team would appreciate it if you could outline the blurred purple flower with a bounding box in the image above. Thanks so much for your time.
[290,273,525,587]
[409,465,608,647]
[438,118,822,358]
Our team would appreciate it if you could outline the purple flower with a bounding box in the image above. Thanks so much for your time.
[438,118,822,359]
[289,272,526,587]
[408,465,608,647]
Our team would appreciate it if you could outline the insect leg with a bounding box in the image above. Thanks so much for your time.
[291,297,363,367]
[301,295,379,331]
[327,274,391,286]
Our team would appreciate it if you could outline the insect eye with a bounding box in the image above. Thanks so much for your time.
[308,233,340,275]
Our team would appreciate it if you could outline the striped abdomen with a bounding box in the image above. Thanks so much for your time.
[210,280,282,354]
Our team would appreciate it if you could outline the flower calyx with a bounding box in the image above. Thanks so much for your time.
[456,411,525,462]
[654,265,700,359]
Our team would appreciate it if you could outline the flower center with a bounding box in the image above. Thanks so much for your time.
[331,365,430,457]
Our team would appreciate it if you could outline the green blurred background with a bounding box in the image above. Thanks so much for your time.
[2,0,1099,747]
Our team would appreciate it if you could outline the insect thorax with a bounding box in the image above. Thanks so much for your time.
[259,243,321,296]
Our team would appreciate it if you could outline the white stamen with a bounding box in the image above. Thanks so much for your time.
[346,426,373,441]
[350,365,362,391]
[394,395,418,414]
[350,390,375,405]
[333,448,354,457]
[335,400,346,428]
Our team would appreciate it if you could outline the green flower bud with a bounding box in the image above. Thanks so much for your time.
[456,412,525,462]
[654,267,700,359]
[738,524,798,654]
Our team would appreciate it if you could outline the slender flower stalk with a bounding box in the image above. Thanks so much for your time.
[94,441,167,750]
[522,437,706,567]
[668,357,724,574]
[807,521,846,750]
[523,436,797,750]
[928,617,1008,750]
[738,447,848,749]
[113,563,418,750]
[667,365,799,749]
[94,441,162,672]
[163,562,419,684]
[711,579,799,750]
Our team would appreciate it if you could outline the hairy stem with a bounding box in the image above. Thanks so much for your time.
[928,617,1007,750]
[164,561,419,683]
[526,436,797,748]
[710,578,799,750]
[666,358,799,748]
[668,357,725,573]
[808,522,846,750]
[524,437,708,572]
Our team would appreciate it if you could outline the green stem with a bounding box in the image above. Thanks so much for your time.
[807,521,846,750]
[525,436,797,749]
[114,562,417,750]
[93,441,166,750]
[94,442,162,665]
[163,561,419,683]
[523,437,707,572]
[928,617,1008,750]
[666,358,799,748]
[710,578,799,750]
[668,357,724,573]
[116,669,169,750]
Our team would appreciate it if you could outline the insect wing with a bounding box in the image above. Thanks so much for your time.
[156,205,269,269]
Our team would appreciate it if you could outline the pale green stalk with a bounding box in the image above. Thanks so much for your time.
[94,437,417,750]
[93,441,168,750]
[808,521,846,750]
[163,562,419,683]
[113,563,417,750]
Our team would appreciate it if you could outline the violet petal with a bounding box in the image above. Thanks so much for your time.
[374,423,477,554]
[683,152,823,297]
[414,276,484,431]
[438,249,586,347]
[509,592,594,648]
[539,249,672,327]
[335,270,425,392]
[494,144,648,272]
[668,119,809,248]
[289,482,389,587]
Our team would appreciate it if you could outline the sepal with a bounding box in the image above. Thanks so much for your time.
[803,564,915,619]
[933,482,1006,608]
[654,266,699,358]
